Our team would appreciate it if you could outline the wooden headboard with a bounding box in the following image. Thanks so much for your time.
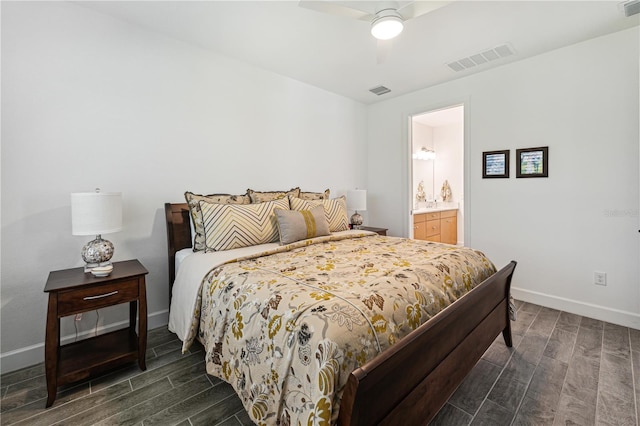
[164,203,192,301]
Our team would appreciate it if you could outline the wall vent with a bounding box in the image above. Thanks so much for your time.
[369,85,391,96]
[447,43,516,73]
[623,0,640,16]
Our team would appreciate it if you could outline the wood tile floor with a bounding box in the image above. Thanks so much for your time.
[2,300,639,425]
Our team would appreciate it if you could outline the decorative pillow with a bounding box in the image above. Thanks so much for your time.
[274,205,330,245]
[199,198,289,251]
[247,187,300,204]
[184,191,251,252]
[299,189,330,201]
[289,195,349,232]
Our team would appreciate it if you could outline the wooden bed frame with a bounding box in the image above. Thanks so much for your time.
[164,202,517,425]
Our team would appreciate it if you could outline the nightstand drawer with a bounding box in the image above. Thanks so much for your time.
[57,279,139,316]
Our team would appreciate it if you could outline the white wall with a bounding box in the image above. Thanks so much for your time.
[433,123,464,243]
[411,122,434,205]
[367,27,640,328]
[0,2,367,372]
[433,123,463,205]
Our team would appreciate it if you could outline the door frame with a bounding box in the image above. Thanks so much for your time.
[405,99,470,245]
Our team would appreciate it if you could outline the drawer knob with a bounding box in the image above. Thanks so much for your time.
[83,290,118,300]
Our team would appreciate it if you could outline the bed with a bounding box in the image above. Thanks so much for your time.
[164,200,516,425]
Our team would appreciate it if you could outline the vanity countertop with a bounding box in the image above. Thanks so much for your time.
[412,203,459,214]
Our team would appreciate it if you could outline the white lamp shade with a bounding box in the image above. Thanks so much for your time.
[71,192,122,236]
[347,190,367,211]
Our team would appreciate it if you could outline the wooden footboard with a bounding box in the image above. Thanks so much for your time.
[338,260,517,425]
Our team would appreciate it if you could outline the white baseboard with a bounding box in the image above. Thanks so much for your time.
[511,287,640,329]
[0,309,169,375]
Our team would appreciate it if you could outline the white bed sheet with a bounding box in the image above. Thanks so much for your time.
[169,243,278,341]
[175,248,194,277]
[168,230,365,343]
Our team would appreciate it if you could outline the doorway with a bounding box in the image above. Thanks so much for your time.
[409,105,464,244]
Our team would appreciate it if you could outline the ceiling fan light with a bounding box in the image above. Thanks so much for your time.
[371,11,404,40]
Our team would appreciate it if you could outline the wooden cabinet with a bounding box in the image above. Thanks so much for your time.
[413,209,457,245]
[440,210,457,245]
[413,214,427,240]
[44,259,148,407]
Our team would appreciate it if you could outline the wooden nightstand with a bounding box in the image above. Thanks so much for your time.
[43,259,148,407]
[359,226,388,236]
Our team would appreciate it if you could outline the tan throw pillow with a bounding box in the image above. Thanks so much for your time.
[184,191,250,252]
[275,205,330,245]
[289,195,349,232]
[199,198,289,251]
[247,187,300,204]
[299,189,330,201]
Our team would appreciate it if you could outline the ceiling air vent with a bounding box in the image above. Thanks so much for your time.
[623,0,640,17]
[447,43,516,73]
[369,85,391,96]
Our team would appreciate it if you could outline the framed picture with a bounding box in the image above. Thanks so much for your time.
[482,150,510,178]
[516,146,548,178]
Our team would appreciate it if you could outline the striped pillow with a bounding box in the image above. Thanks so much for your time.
[289,195,349,232]
[275,205,330,245]
[199,198,289,251]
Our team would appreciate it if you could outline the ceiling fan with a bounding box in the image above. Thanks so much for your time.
[298,1,452,63]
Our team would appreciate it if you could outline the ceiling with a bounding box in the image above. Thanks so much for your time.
[76,1,639,104]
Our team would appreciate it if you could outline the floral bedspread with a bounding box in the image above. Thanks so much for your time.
[182,233,496,425]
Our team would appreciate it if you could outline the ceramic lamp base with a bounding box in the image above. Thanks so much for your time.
[350,212,363,229]
[81,235,115,272]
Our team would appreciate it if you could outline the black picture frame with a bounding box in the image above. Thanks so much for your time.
[516,146,548,178]
[482,150,510,178]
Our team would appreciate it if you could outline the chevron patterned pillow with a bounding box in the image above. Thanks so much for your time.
[184,191,251,252]
[289,195,349,232]
[199,198,289,251]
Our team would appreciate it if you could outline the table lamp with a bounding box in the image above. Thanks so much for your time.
[71,189,122,273]
[347,189,367,229]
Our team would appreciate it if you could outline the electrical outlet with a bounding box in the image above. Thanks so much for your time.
[75,313,82,321]
[594,272,607,286]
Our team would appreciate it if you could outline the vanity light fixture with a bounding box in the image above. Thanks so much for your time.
[413,147,436,161]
